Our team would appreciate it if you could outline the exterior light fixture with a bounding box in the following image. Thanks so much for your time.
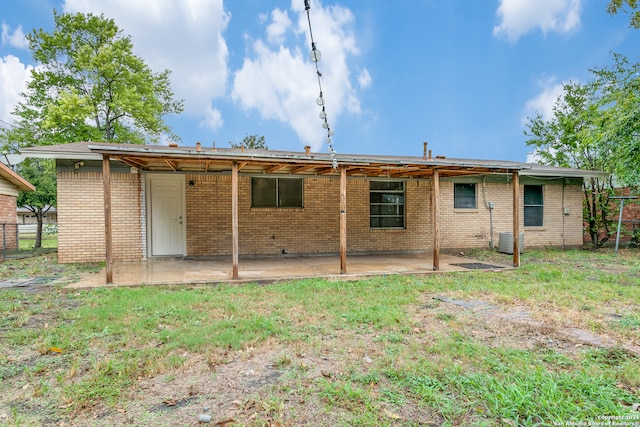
[310,42,322,62]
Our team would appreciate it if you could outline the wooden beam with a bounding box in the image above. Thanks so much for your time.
[120,157,146,169]
[232,162,239,279]
[512,171,520,267]
[317,167,337,175]
[432,169,440,271]
[340,166,347,274]
[102,155,113,284]
[164,159,177,171]
[264,163,287,174]
[238,161,248,171]
[289,165,316,174]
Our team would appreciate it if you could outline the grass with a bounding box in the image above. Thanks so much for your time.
[0,248,638,425]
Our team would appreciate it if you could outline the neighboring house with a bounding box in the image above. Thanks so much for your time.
[17,205,57,225]
[22,142,606,278]
[0,162,36,251]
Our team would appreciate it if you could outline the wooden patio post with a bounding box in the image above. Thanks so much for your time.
[512,171,520,267]
[232,161,239,279]
[102,155,113,284]
[432,169,440,270]
[340,166,347,274]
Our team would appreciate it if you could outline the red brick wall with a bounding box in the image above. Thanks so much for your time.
[0,194,18,250]
[57,170,586,263]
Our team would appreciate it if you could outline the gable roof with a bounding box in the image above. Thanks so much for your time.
[21,141,608,180]
[0,162,35,192]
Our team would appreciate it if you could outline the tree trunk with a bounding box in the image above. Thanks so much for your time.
[35,209,43,249]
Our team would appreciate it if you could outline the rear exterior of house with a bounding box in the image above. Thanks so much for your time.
[24,142,594,264]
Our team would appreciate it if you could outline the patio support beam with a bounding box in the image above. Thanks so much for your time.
[432,169,440,271]
[340,166,347,274]
[102,155,113,284]
[232,161,239,279]
[512,171,520,267]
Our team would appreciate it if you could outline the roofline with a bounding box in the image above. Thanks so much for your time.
[20,147,103,161]
[0,162,35,192]
[21,143,610,178]
[85,144,529,171]
[520,168,609,179]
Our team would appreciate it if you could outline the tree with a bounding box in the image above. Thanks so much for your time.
[525,81,615,249]
[1,11,183,247]
[15,159,57,249]
[607,0,640,28]
[229,135,268,150]
[3,10,183,151]
[590,53,640,187]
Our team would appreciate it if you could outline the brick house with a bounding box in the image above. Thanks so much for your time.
[0,162,36,251]
[22,142,605,281]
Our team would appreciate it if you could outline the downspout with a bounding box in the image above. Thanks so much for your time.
[482,176,494,248]
[562,180,566,250]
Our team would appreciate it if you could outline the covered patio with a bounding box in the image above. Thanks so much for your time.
[93,143,524,284]
[67,252,509,288]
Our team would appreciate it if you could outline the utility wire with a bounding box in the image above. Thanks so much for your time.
[304,0,338,169]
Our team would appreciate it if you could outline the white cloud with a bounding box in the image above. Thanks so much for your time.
[231,0,364,151]
[523,76,565,123]
[0,55,32,125]
[200,105,223,131]
[1,23,28,49]
[62,0,230,126]
[493,0,582,43]
[357,68,371,89]
[266,9,292,44]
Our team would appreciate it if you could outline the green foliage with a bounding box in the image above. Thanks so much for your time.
[2,10,183,149]
[590,53,640,187]
[607,0,640,28]
[229,134,268,150]
[524,75,620,248]
[15,158,57,248]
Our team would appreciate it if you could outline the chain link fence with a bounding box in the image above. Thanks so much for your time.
[0,223,58,260]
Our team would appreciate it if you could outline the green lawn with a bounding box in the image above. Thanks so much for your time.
[0,248,638,426]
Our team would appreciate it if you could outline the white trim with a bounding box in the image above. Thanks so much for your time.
[145,173,186,257]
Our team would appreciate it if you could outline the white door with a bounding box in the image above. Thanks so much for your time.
[149,175,185,256]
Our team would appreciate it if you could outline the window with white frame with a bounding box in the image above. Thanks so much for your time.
[370,181,405,228]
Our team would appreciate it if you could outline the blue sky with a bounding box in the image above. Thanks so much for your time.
[1,0,638,162]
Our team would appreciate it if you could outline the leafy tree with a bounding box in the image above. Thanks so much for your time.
[590,53,640,187]
[607,0,640,28]
[525,81,614,249]
[3,10,183,151]
[229,135,268,150]
[1,10,183,247]
[15,159,57,249]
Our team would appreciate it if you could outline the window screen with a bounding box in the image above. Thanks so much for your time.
[524,185,543,227]
[454,183,476,209]
[370,181,405,228]
[251,177,303,208]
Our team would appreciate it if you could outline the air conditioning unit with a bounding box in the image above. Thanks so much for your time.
[498,232,524,254]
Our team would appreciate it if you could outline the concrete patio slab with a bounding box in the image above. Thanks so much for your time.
[67,253,510,288]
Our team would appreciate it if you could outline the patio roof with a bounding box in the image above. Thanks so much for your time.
[21,141,608,179]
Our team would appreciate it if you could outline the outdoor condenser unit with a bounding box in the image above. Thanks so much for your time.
[498,232,524,254]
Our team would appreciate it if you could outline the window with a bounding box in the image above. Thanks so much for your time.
[454,183,476,209]
[524,185,543,227]
[370,181,405,228]
[251,177,303,208]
